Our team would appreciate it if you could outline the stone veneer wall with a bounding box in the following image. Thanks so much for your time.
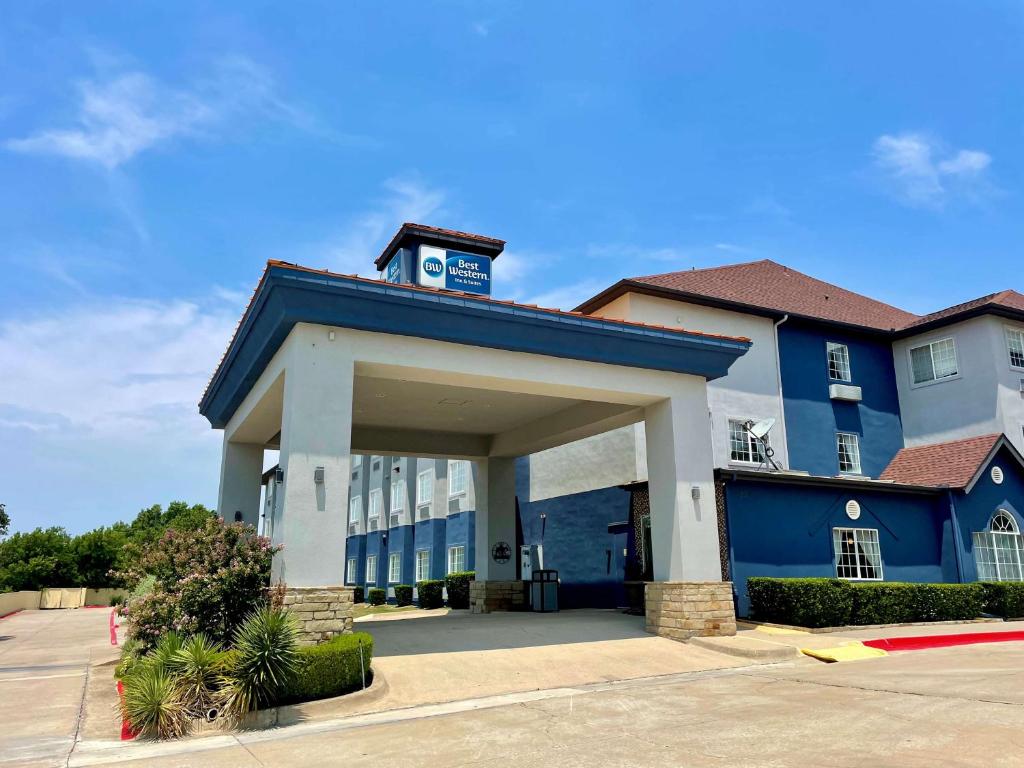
[469,580,528,613]
[644,581,737,641]
[283,586,355,645]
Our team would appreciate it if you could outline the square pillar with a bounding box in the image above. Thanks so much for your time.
[474,457,518,582]
[217,439,263,529]
[645,582,736,640]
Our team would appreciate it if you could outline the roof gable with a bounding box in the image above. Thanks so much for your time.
[879,434,1024,490]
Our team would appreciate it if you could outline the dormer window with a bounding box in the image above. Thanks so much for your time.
[826,342,852,382]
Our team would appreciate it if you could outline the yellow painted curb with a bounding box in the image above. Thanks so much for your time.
[801,642,888,663]
[755,625,810,636]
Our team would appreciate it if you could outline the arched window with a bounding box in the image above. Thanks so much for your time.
[973,510,1024,582]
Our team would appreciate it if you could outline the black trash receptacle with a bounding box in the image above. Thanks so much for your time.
[531,569,559,612]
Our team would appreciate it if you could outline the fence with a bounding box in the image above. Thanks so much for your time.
[0,587,128,615]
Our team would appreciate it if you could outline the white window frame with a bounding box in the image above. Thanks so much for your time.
[973,511,1024,582]
[388,552,402,584]
[351,454,362,469]
[826,341,852,382]
[365,555,377,584]
[836,432,863,475]
[727,418,768,465]
[833,527,883,581]
[390,479,404,513]
[415,549,430,582]
[908,337,959,387]
[349,495,362,523]
[1006,326,1024,371]
[346,558,357,584]
[448,460,467,497]
[417,469,434,517]
[368,488,383,521]
[447,545,466,574]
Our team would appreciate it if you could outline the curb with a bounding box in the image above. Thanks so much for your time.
[688,636,799,661]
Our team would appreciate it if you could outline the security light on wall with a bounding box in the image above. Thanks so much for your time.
[314,466,325,484]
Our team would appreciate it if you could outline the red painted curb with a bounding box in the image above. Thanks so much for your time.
[109,608,118,646]
[116,680,140,740]
[0,609,22,621]
[864,630,1024,652]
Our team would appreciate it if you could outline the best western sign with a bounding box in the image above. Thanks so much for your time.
[416,245,492,296]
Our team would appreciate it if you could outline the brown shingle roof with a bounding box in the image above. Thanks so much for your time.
[605,260,918,331]
[374,222,505,269]
[901,289,1024,330]
[879,434,1002,488]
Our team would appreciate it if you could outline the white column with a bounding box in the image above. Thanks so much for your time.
[644,379,722,582]
[275,340,354,587]
[217,439,263,529]
[474,457,517,581]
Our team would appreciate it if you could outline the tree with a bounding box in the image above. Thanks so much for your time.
[0,527,76,591]
[70,527,128,588]
[0,504,8,538]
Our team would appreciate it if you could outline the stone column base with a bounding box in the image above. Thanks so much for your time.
[469,580,528,613]
[645,581,736,641]
[282,586,354,645]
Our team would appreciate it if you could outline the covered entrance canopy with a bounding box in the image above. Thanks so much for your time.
[200,253,750,642]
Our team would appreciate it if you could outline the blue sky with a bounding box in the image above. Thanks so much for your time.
[2,2,1022,533]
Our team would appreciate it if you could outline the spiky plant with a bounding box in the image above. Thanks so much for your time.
[169,633,229,719]
[222,607,299,717]
[119,665,190,740]
[146,632,185,675]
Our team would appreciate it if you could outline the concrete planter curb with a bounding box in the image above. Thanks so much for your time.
[739,617,1003,635]
[687,635,799,661]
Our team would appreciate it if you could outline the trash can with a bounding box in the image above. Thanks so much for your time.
[531,569,559,612]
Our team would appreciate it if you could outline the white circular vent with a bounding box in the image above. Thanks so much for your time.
[846,500,862,520]
[992,466,1005,485]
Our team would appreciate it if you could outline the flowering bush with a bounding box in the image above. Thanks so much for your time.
[119,518,279,651]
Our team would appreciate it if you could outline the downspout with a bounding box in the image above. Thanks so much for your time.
[773,314,790,469]
[946,489,966,583]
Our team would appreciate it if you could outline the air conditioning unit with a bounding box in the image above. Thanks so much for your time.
[829,383,863,402]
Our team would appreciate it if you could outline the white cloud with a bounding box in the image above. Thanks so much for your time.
[871,132,992,208]
[524,278,609,312]
[5,56,320,168]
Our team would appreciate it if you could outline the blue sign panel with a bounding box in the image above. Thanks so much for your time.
[444,250,491,295]
[386,253,402,283]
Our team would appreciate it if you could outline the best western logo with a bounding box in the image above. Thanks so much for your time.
[423,256,444,275]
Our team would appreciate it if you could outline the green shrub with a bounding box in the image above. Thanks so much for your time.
[417,580,444,609]
[119,665,190,740]
[224,607,299,717]
[115,636,143,680]
[850,583,916,625]
[445,571,475,609]
[981,582,1024,618]
[747,577,853,628]
[278,632,374,705]
[394,584,413,606]
[353,586,364,605]
[905,583,984,622]
[368,588,386,606]
[110,593,126,607]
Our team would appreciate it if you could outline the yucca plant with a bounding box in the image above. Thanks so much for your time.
[119,665,190,740]
[169,633,230,719]
[147,632,185,674]
[222,607,299,718]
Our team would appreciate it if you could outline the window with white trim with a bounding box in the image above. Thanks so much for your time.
[728,419,767,464]
[388,552,401,583]
[973,511,1024,582]
[415,549,430,582]
[351,455,362,469]
[368,489,383,520]
[390,479,404,512]
[448,460,467,496]
[346,558,357,584]
[826,342,852,382]
[349,496,362,523]
[836,432,862,475]
[365,555,377,584]
[910,338,958,385]
[417,470,433,517]
[1007,328,1024,369]
[833,528,882,580]
[447,545,466,574]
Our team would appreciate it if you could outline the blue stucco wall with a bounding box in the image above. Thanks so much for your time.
[445,511,476,571]
[414,518,448,582]
[724,477,955,616]
[517,485,632,609]
[954,445,1024,582]
[779,319,904,478]
[386,524,416,589]
[364,530,387,587]
[344,534,366,585]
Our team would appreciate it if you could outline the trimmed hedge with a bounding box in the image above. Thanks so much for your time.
[394,584,413,606]
[368,587,386,606]
[981,582,1024,618]
[353,586,364,605]
[278,632,374,705]
[417,580,444,609]
[748,577,985,628]
[445,571,475,609]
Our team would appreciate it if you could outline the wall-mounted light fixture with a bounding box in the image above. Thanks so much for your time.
[691,486,701,501]
[275,467,284,484]
[314,466,325,485]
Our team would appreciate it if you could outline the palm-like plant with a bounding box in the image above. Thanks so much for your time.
[169,633,229,719]
[222,607,299,718]
[119,665,190,740]
[147,632,185,674]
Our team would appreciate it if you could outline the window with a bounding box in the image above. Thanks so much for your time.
[973,511,1024,582]
[390,479,404,512]
[388,552,401,583]
[368,489,383,520]
[417,469,434,515]
[910,338,958,385]
[351,455,362,469]
[346,558,357,584]
[365,555,377,584]
[371,455,381,471]
[349,496,362,523]
[836,432,862,475]
[448,460,467,496]
[826,342,852,382]
[415,549,430,582]
[448,545,466,574]
[833,528,882,580]
[1007,328,1024,369]
[728,420,767,464]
